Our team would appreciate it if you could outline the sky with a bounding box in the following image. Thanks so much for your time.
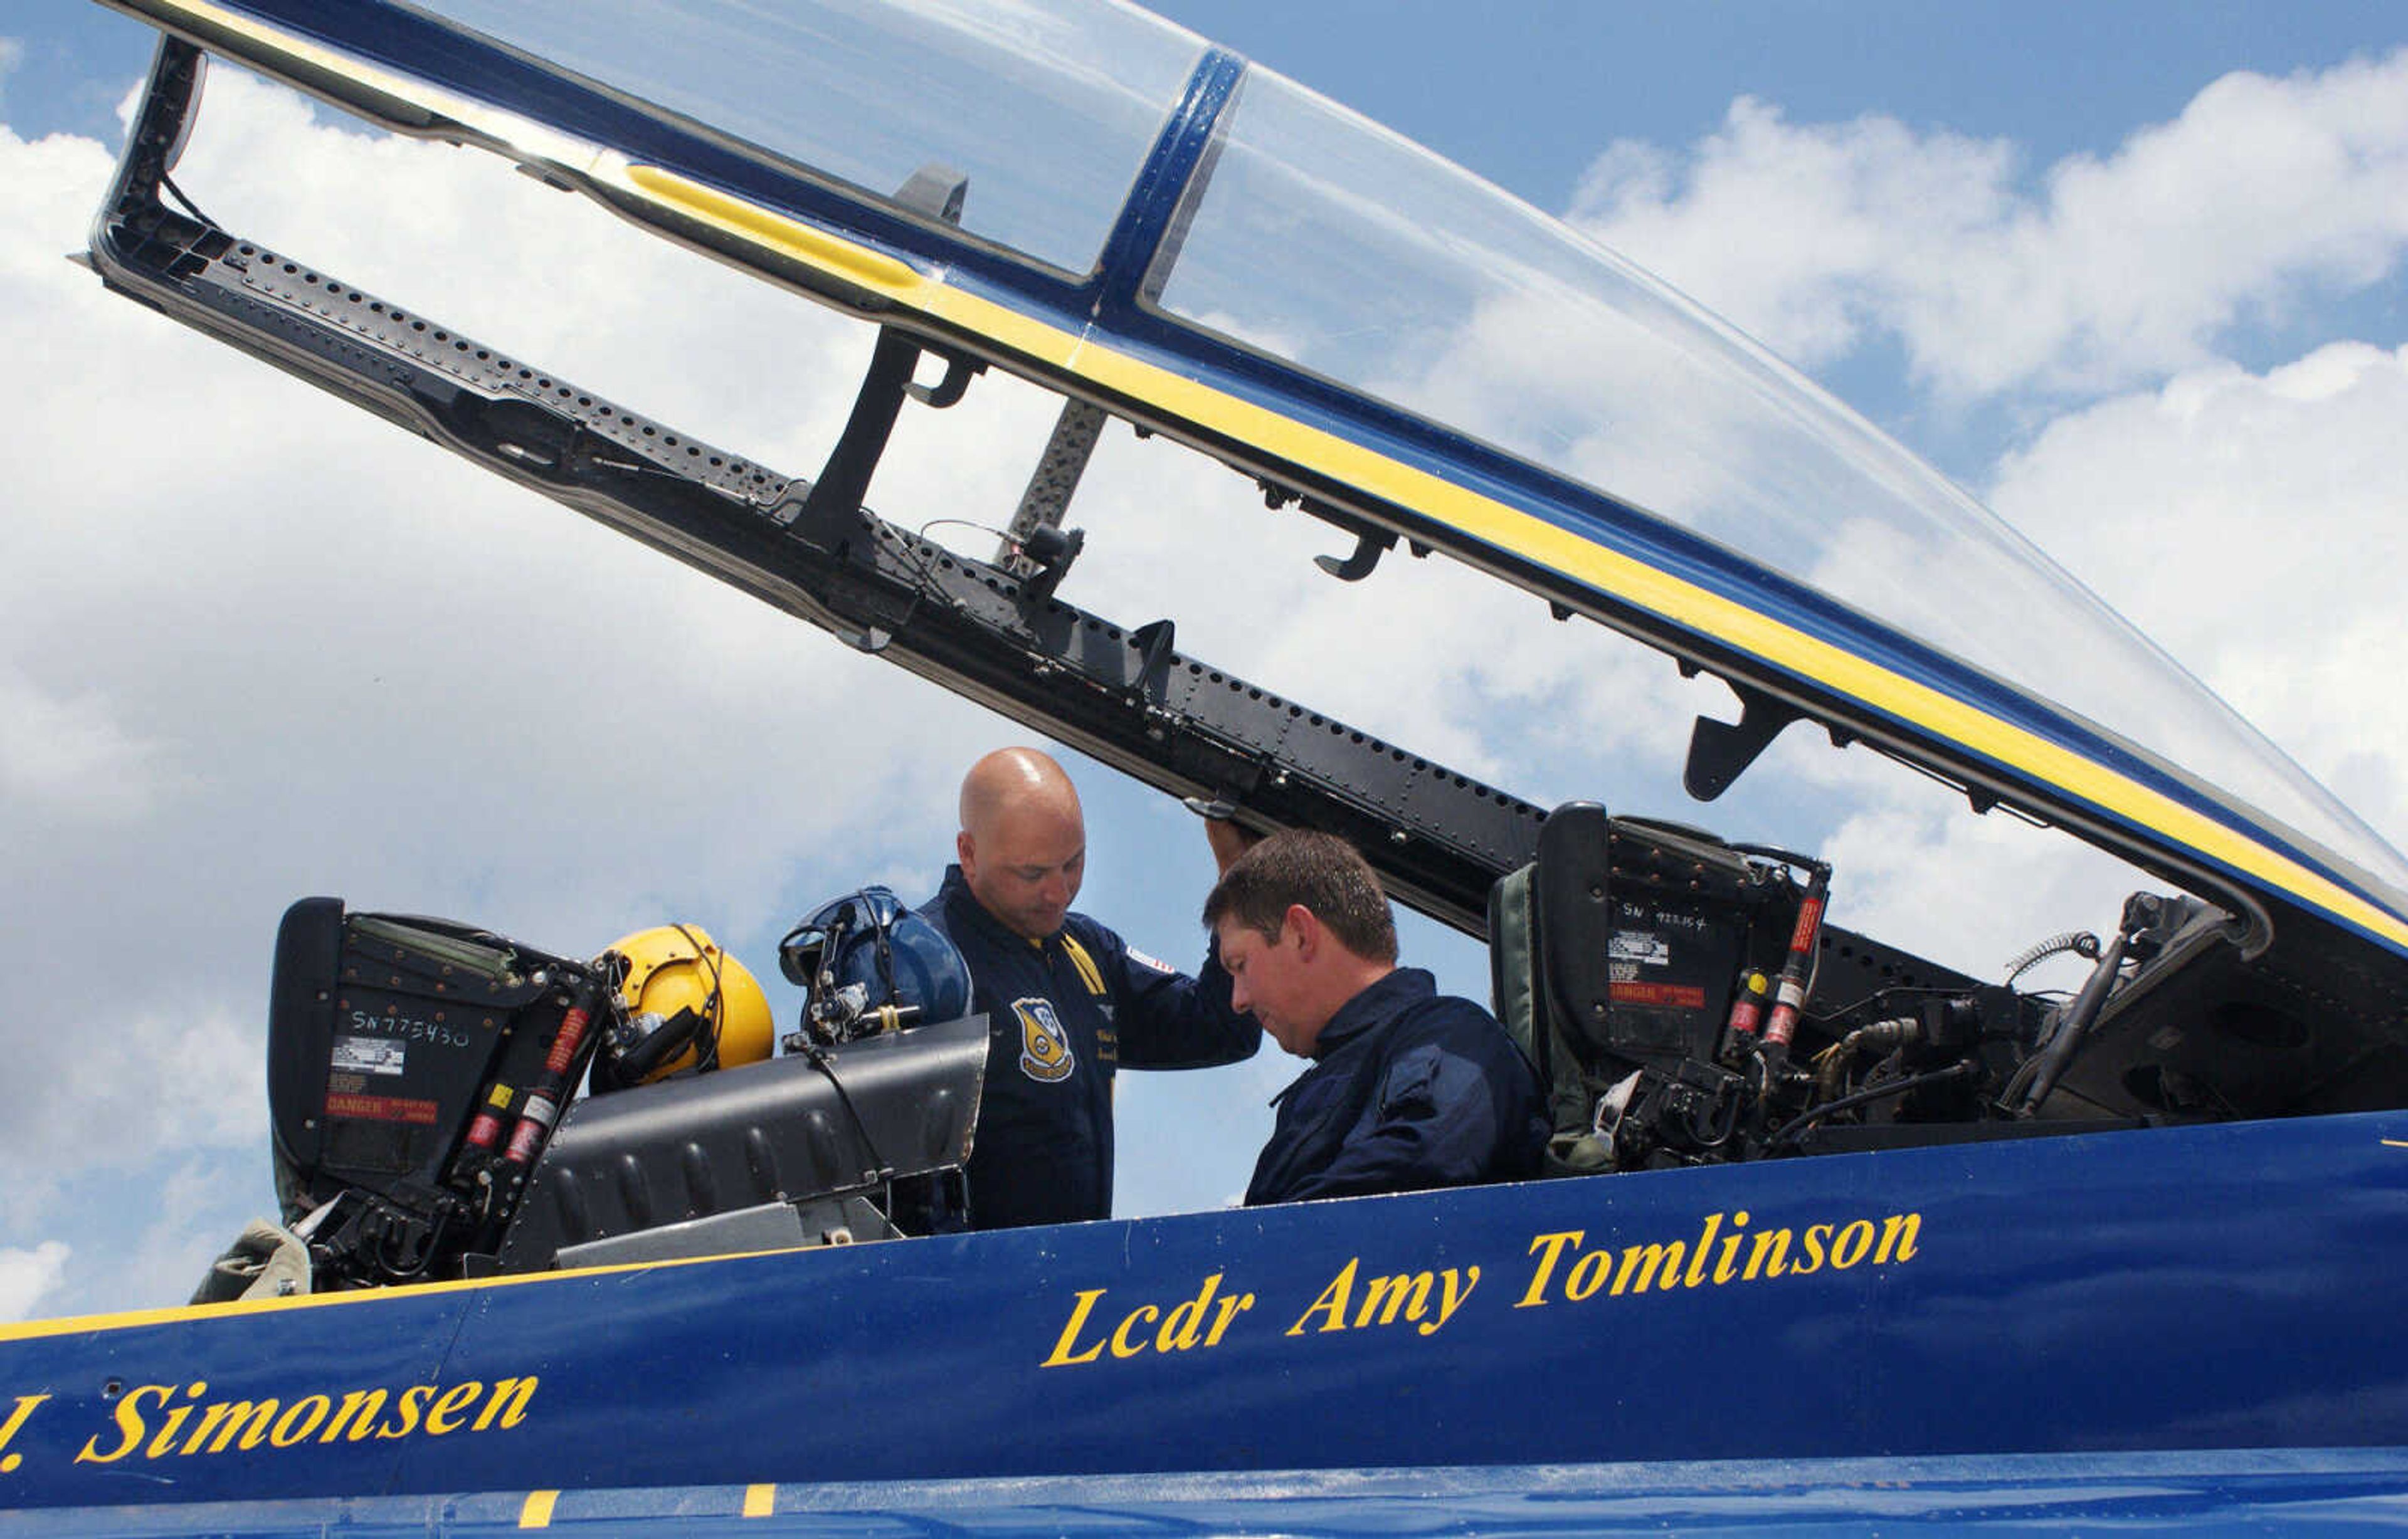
[2,1,2404,1321]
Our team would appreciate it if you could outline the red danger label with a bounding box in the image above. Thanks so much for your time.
[1610,981,1709,1010]
[325,1093,441,1125]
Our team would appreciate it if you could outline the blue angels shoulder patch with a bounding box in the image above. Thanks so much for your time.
[1013,997,1076,1083]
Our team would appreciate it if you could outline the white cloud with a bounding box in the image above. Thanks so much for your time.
[1817,758,2141,983]
[1987,341,2408,863]
[0,1242,68,1323]
[1741,353,2408,985]
[0,664,183,821]
[122,1159,262,1309]
[29,1010,263,1170]
[1572,103,2015,377]
[1571,50,2408,399]
[1545,53,2408,967]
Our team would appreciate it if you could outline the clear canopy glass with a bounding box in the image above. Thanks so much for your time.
[400,0,2407,901]
[1152,65,2408,898]
[416,0,1204,274]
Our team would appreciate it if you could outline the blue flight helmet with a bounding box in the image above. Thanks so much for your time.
[778,886,974,1047]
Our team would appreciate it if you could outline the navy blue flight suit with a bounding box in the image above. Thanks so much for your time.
[1245,968,1546,1205]
[922,865,1260,1230]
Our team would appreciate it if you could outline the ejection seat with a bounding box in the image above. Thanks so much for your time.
[1487,802,1620,1172]
[258,897,985,1290]
[1490,803,1797,1174]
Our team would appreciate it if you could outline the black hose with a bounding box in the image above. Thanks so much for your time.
[1766,1060,1979,1152]
[2003,930,2102,987]
[2014,930,2130,1114]
[799,1044,893,1189]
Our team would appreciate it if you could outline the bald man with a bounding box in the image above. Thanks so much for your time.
[920,748,1260,1230]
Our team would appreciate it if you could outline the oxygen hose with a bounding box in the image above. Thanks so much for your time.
[2012,929,2131,1115]
[1768,1060,1980,1152]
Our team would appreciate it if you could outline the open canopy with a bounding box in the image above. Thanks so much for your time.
[102,0,2408,954]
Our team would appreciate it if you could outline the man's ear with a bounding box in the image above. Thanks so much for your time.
[956,829,976,873]
[1283,903,1319,960]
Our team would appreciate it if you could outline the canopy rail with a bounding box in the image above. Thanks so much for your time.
[76,28,2190,1019]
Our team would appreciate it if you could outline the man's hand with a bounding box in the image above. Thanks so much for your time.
[1183,795,1262,874]
[1205,814,1259,875]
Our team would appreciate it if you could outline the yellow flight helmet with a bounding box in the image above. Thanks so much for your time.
[593,923,773,1090]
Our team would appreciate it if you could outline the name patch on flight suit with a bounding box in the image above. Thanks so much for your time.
[1013,998,1075,1082]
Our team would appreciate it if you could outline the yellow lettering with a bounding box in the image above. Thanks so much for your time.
[1516,1231,1585,1308]
[182,1399,275,1455]
[321,1389,388,1444]
[1795,1224,1831,1276]
[1613,1241,1686,1296]
[1356,1273,1435,1329]
[1109,1306,1161,1360]
[1745,1228,1790,1279]
[1287,1258,1358,1336]
[76,1384,166,1465]
[473,1377,539,1432]
[1831,1220,1876,1269]
[1040,1290,1111,1368]
[1684,1213,1724,1288]
[1157,1274,1224,1352]
[143,1382,208,1459]
[269,1395,331,1448]
[0,1393,50,1474]
[1564,1248,1612,1302]
[1423,1266,1479,1336]
[376,1385,433,1441]
[1714,1211,1752,1284]
[425,1382,483,1436]
[1876,1213,1921,1264]
[1203,1291,1254,1346]
[103,1377,549,1457]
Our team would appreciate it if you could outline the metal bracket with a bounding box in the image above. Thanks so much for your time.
[1262,483,1403,584]
[1316,525,1397,582]
[1684,682,1805,802]
[776,164,983,548]
[1000,399,1106,576]
[1131,617,1176,705]
[908,352,981,408]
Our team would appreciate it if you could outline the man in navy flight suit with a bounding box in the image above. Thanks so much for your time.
[1204,829,1546,1205]
[922,747,1260,1231]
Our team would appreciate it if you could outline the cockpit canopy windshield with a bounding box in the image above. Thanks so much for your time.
[406,0,2406,907]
